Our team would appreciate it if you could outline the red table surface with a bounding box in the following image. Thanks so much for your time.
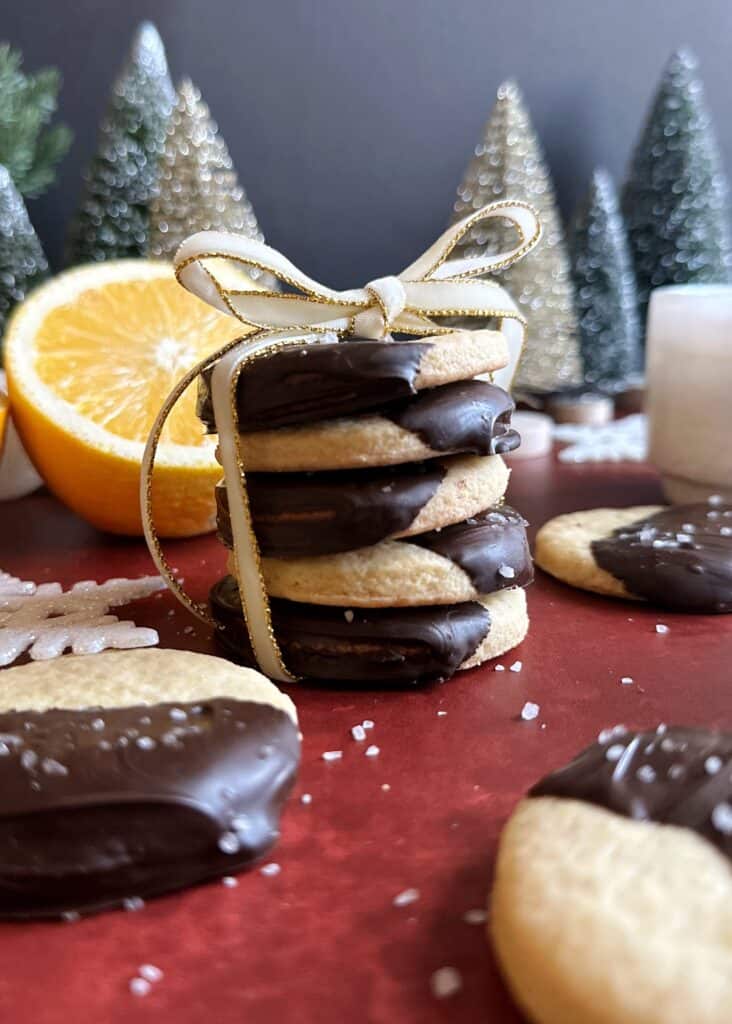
[0,451,730,1024]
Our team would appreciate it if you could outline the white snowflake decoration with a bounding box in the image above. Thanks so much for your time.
[0,572,165,667]
[554,413,647,464]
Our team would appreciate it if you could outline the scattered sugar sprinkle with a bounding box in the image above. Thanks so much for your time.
[494,664,505,672]
[636,765,656,783]
[322,750,343,762]
[381,783,391,792]
[711,802,732,835]
[393,888,420,907]
[520,701,539,721]
[123,896,145,912]
[41,757,68,776]
[362,720,375,730]
[437,710,447,717]
[61,910,80,923]
[509,660,522,673]
[218,831,240,855]
[705,756,723,775]
[668,763,685,780]
[351,724,366,742]
[708,494,724,507]
[300,793,313,805]
[260,862,281,877]
[91,717,105,732]
[605,743,626,762]
[655,624,670,634]
[129,977,151,997]
[498,564,515,579]
[222,876,238,888]
[431,966,462,999]
[463,908,487,925]
[136,737,156,750]
[365,745,380,757]
[620,676,634,686]
[139,964,163,984]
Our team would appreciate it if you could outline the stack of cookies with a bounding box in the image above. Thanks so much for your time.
[203,328,533,685]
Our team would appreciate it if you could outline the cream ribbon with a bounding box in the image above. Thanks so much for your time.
[142,200,541,683]
[174,199,541,390]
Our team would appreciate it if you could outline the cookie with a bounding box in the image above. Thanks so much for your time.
[216,455,510,557]
[238,507,532,607]
[535,502,732,612]
[0,649,299,918]
[229,379,519,472]
[492,727,732,1024]
[197,330,509,431]
[211,577,528,684]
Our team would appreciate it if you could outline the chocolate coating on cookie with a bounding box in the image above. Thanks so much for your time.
[406,506,533,593]
[198,338,430,431]
[211,576,490,685]
[216,461,446,557]
[531,726,732,860]
[591,503,732,613]
[382,379,519,456]
[0,700,299,918]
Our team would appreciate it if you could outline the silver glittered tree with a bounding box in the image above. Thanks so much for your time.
[0,165,48,350]
[570,170,642,393]
[622,50,732,340]
[65,22,175,264]
[148,78,269,277]
[451,80,582,394]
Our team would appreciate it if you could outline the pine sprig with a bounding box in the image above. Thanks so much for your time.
[0,45,72,198]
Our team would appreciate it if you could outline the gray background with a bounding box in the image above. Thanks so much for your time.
[7,0,732,286]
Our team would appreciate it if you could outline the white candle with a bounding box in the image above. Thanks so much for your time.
[646,285,732,503]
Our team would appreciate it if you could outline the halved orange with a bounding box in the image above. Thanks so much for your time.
[5,261,248,536]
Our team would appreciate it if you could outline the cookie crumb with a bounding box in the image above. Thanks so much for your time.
[462,908,487,925]
[393,888,420,907]
[260,862,281,877]
[520,701,539,721]
[351,724,366,742]
[365,745,380,757]
[655,623,670,634]
[344,610,354,623]
[430,966,462,999]
[322,750,343,762]
[509,660,523,673]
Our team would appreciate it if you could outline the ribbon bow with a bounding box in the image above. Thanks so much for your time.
[174,199,541,388]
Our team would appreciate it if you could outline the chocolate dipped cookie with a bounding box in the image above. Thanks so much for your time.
[211,576,528,684]
[0,649,299,918]
[492,726,732,1024]
[535,501,732,612]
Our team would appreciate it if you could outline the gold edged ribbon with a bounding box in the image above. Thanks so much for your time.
[141,200,541,682]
